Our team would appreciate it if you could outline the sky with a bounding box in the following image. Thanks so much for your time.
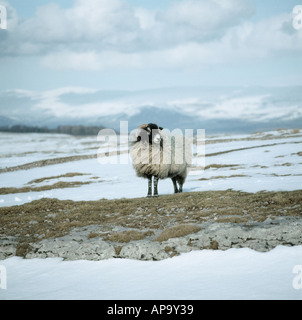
[1,0,302,90]
[0,0,302,130]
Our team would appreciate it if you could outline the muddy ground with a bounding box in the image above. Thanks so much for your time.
[1,190,302,261]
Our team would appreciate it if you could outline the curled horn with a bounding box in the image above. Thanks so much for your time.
[136,124,147,138]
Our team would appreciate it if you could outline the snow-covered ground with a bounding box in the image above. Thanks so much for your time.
[0,129,301,300]
[1,246,302,300]
[0,129,301,206]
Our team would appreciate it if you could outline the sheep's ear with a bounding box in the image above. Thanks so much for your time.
[159,126,163,130]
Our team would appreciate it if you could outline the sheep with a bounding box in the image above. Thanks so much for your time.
[130,123,192,197]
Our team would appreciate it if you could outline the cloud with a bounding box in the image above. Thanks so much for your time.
[159,0,254,43]
[1,0,139,56]
[1,0,253,54]
[41,50,143,70]
[225,14,302,58]
[1,0,302,71]
[20,0,138,44]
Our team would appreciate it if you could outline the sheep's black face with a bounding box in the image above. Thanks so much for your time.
[137,123,163,146]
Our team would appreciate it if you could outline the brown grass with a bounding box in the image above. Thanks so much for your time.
[88,232,102,239]
[216,216,249,223]
[0,190,301,253]
[0,150,129,173]
[198,175,248,181]
[206,140,302,157]
[280,162,293,167]
[0,181,93,195]
[28,172,89,184]
[103,230,154,243]
[204,164,240,170]
[0,154,96,173]
[206,129,302,145]
[153,224,201,242]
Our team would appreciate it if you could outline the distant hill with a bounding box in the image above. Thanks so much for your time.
[0,124,111,136]
[1,109,302,136]
[95,106,302,135]
[1,86,301,135]
[0,116,15,127]
[95,106,199,132]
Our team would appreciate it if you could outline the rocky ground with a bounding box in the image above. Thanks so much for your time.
[1,189,301,261]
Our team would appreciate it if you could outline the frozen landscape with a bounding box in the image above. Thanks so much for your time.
[0,128,301,205]
[0,128,302,300]
[1,0,302,302]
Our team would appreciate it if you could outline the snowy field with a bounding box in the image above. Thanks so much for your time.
[0,128,302,300]
[1,246,302,300]
[0,129,301,206]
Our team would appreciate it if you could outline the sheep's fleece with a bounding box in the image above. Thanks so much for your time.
[130,129,192,180]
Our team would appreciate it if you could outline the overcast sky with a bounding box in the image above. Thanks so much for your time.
[0,0,301,130]
[1,0,302,91]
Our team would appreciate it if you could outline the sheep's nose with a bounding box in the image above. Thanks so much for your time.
[153,134,161,144]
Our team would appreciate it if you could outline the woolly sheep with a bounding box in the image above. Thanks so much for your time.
[130,123,192,197]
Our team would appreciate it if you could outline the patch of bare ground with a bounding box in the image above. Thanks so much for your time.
[198,175,248,181]
[205,140,302,157]
[205,128,302,145]
[204,164,241,170]
[0,154,96,173]
[0,150,129,173]
[103,230,154,243]
[0,190,301,258]
[0,180,93,195]
[27,172,89,184]
[153,224,201,242]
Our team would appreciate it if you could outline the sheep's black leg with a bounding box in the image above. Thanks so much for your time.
[176,175,184,193]
[153,176,159,197]
[147,175,152,197]
[172,177,179,193]
[179,183,183,193]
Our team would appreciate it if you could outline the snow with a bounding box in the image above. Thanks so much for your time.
[0,130,302,206]
[0,129,301,300]
[1,246,302,300]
